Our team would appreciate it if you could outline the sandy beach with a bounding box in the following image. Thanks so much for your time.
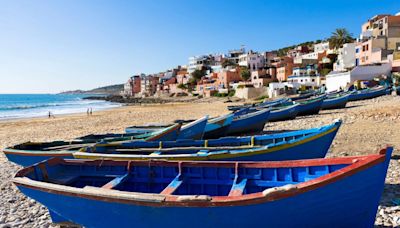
[1,96,400,227]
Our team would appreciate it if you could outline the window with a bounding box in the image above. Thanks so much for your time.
[356,48,359,53]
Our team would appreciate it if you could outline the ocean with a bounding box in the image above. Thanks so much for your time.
[0,94,121,120]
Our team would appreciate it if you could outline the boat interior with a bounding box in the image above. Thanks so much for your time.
[24,159,349,196]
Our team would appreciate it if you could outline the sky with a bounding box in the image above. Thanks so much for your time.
[0,0,399,93]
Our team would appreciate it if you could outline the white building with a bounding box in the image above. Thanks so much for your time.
[301,52,319,59]
[292,67,307,76]
[287,75,323,87]
[267,82,299,98]
[238,52,265,71]
[188,55,210,73]
[314,42,330,53]
[334,43,357,72]
[227,49,245,64]
[326,63,392,92]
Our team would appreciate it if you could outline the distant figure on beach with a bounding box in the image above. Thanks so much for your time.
[90,108,93,116]
[48,111,54,118]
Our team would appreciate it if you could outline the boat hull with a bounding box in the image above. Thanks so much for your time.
[203,125,231,139]
[15,148,390,228]
[227,110,270,135]
[296,98,324,116]
[348,87,388,101]
[321,94,349,110]
[268,104,299,122]
[203,114,233,139]
[4,152,73,167]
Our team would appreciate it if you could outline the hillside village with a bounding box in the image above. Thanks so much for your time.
[122,13,400,100]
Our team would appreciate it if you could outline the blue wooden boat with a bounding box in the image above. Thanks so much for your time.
[227,98,288,111]
[3,123,182,167]
[74,120,341,162]
[13,146,392,227]
[289,91,316,101]
[348,86,388,101]
[125,116,208,140]
[234,104,299,122]
[227,109,270,135]
[203,113,234,139]
[277,96,324,116]
[321,94,350,110]
[268,103,299,122]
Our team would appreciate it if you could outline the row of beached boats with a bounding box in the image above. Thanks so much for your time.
[4,85,394,227]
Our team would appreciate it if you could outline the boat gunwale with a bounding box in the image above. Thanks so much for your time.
[323,93,350,102]
[233,108,270,121]
[270,103,300,113]
[13,147,390,207]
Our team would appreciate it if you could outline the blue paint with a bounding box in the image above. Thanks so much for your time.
[14,147,392,227]
[294,96,325,116]
[348,87,388,101]
[227,109,270,135]
[268,104,299,122]
[4,153,73,167]
[228,98,289,111]
[321,94,349,110]
[125,116,208,140]
[203,114,234,139]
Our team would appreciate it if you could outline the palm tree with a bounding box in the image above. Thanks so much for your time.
[329,28,354,50]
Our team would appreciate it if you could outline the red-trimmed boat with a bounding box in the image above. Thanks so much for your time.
[13,147,392,227]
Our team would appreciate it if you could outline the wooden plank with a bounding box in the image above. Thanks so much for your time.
[102,173,130,189]
[160,174,183,195]
[228,178,247,196]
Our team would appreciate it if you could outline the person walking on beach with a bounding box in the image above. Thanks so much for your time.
[89,108,93,116]
[87,108,90,116]
[48,111,51,118]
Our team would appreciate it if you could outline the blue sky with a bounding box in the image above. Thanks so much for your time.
[0,0,399,93]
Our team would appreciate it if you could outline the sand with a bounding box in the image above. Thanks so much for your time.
[0,96,400,227]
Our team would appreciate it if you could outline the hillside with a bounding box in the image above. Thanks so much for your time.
[60,84,124,95]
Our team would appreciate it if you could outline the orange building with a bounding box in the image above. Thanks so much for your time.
[276,57,295,82]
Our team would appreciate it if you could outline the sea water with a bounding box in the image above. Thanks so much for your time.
[0,94,120,120]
